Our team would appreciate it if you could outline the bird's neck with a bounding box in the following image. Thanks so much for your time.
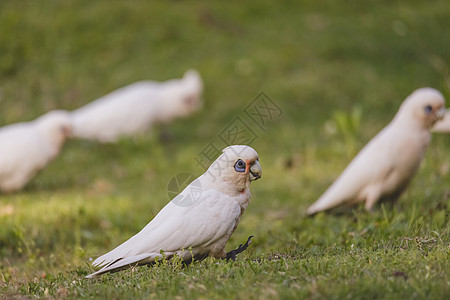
[201,172,250,197]
[35,124,65,154]
[391,113,428,131]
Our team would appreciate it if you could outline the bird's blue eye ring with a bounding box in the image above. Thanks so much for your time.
[424,105,433,114]
[234,159,246,172]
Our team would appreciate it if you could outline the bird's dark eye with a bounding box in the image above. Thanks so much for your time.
[234,159,246,172]
[424,105,433,114]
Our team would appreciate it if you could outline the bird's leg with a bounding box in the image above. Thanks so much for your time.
[364,189,380,212]
[182,253,209,267]
[225,236,254,261]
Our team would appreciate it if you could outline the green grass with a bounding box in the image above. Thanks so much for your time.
[1,0,449,298]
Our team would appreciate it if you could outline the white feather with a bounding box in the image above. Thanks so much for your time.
[0,110,72,192]
[307,88,446,214]
[71,69,203,143]
[86,145,261,278]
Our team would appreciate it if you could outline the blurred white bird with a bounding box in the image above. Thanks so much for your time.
[431,109,450,132]
[86,145,261,278]
[307,88,446,215]
[71,69,203,143]
[0,110,72,192]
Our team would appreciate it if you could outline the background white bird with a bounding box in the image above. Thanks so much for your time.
[86,145,262,278]
[431,110,450,132]
[0,110,72,192]
[307,88,446,215]
[71,69,203,143]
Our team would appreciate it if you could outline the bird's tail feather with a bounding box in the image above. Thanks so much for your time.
[86,252,173,278]
[306,191,349,215]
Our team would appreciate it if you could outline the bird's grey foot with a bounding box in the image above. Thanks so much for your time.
[225,235,254,261]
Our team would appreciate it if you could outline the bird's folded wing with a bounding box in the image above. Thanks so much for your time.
[0,127,41,172]
[91,186,240,271]
[308,129,395,214]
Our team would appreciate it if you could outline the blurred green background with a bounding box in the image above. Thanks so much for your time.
[0,0,449,298]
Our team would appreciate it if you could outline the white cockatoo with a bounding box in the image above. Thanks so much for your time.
[86,145,262,278]
[71,69,203,143]
[307,88,446,215]
[431,110,450,132]
[0,110,72,192]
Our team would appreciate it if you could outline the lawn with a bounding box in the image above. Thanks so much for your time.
[0,0,449,299]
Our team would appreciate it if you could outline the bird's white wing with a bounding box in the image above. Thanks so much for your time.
[307,127,399,214]
[73,81,160,117]
[90,182,241,274]
[0,125,45,190]
[0,125,33,169]
[71,82,161,141]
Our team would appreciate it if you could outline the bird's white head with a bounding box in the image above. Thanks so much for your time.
[159,69,203,121]
[35,110,73,148]
[179,69,203,115]
[204,145,261,195]
[396,88,446,129]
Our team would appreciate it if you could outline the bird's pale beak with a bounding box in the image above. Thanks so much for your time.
[436,107,446,120]
[249,160,262,181]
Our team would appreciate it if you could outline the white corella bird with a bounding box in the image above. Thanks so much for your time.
[71,69,203,143]
[307,88,445,215]
[0,110,72,192]
[431,109,450,132]
[86,145,262,278]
